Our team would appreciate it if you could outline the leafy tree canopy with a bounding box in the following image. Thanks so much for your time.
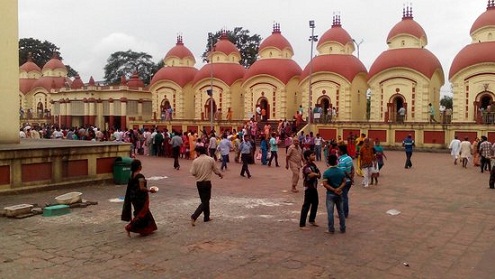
[103,50,156,86]
[19,37,79,77]
[201,27,261,68]
[440,95,453,109]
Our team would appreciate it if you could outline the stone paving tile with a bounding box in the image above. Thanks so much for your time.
[1,150,495,278]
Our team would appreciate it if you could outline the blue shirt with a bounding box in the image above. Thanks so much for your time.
[403,138,415,152]
[269,137,278,152]
[338,154,353,178]
[322,166,346,190]
[240,141,252,154]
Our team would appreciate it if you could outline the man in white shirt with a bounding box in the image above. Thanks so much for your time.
[449,136,461,165]
[208,133,218,161]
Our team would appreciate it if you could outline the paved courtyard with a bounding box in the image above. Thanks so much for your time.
[1,149,495,279]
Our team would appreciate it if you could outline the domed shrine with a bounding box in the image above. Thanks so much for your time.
[368,5,444,123]
[449,0,495,123]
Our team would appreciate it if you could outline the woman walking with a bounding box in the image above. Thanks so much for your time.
[121,159,157,237]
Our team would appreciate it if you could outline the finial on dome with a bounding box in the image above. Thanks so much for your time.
[120,75,127,85]
[176,34,183,45]
[488,0,495,9]
[332,12,342,27]
[220,29,228,39]
[272,22,281,34]
[402,2,413,19]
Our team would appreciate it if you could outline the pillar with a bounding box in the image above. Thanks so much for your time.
[0,0,19,143]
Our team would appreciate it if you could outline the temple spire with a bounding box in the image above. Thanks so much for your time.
[488,0,495,9]
[403,2,413,19]
[176,34,183,45]
[272,22,281,34]
[332,12,342,27]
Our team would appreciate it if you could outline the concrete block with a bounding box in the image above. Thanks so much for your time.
[43,205,70,217]
[4,204,34,217]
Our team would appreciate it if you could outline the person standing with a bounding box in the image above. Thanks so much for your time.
[217,133,233,171]
[299,150,321,230]
[314,133,324,161]
[322,154,347,234]
[459,137,472,168]
[121,159,157,237]
[479,136,492,173]
[190,146,223,226]
[398,106,406,123]
[428,103,438,123]
[373,139,387,170]
[337,144,354,218]
[239,135,253,178]
[208,132,217,161]
[449,136,461,165]
[170,131,183,170]
[286,137,304,193]
[359,138,375,188]
[260,136,269,165]
[268,132,280,167]
[402,134,415,169]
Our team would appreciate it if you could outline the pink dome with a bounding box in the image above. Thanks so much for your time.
[193,63,245,86]
[317,16,353,47]
[369,48,443,80]
[301,55,367,82]
[449,41,495,79]
[19,79,36,94]
[151,66,198,87]
[42,54,67,71]
[71,75,84,89]
[470,3,495,34]
[127,72,145,88]
[244,59,302,84]
[165,35,196,62]
[214,33,241,57]
[31,76,68,91]
[259,24,293,52]
[386,9,427,42]
[20,58,41,73]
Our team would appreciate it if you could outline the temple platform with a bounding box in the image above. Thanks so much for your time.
[0,139,130,194]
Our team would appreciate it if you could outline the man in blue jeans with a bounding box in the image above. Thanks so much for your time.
[322,154,347,234]
[337,144,354,218]
[402,134,415,169]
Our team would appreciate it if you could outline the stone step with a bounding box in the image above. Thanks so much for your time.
[4,204,34,217]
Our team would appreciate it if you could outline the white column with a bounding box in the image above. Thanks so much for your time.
[0,0,19,143]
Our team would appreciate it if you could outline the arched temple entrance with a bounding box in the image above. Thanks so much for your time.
[257,97,270,121]
[475,91,495,123]
[204,98,217,121]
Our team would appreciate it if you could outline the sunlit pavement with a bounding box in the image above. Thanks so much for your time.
[1,150,494,279]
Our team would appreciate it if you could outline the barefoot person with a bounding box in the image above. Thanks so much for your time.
[121,159,157,237]
[299,150,321,230]
[190,146,223,226]
[286,137,304,193]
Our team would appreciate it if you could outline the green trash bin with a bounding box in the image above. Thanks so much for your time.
[113,157,133,185]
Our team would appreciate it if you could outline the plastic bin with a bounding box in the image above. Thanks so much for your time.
[113,157,133,185]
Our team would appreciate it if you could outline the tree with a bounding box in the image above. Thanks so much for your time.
[103,50,156,85]
[19,37,79,77]
[201,27,262,68]
[440,95,453,109]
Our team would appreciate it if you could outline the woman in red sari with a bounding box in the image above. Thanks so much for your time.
[121,159,157,237]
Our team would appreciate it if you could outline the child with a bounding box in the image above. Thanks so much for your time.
[299,150,321,230]
[370,157,379,185]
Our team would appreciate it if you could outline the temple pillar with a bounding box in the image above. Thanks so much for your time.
[0,0,19,143]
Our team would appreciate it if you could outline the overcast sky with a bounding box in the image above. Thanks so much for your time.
[18,0,489,94]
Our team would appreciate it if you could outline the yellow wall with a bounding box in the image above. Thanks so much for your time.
[0,0,20,143]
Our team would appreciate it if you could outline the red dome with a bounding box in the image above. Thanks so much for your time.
[20,60,41,73]
[301,55,367,82]
[71,76,84,89]
[31,76,68,91]
[369,48,443,79]
[244,59,302,84]
[19,79,36,94]
[259,24,293,52]
[127,72,145,88]
[151,66,198,87]
[165,36,195,62]
[43,55,67,71]
[449,41,495,79]
[214,35,240,57]
[387,18,427,42]
[193,63,245,86]
[317,25,352,47]
[470,5,495,34]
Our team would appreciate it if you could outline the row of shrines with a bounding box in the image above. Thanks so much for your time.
[18,2,495,130]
